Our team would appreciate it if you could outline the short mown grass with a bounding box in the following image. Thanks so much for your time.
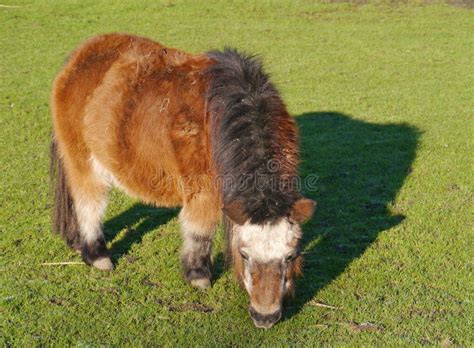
[1,0,472,346]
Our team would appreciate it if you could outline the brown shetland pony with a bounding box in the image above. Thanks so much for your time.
[51,33,315,328]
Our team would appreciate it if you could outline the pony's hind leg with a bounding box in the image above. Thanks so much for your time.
[179,194,220,289]
[73,181,111,270]
[51,139,112,270]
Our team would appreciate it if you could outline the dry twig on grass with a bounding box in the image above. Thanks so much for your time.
[41,261,84,266]
[309,299,342,310]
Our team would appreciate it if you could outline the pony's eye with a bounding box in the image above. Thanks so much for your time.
[240,250,249,261]
[285,254,296,263]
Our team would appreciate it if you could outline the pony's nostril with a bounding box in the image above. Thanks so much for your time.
[249,307,282,329]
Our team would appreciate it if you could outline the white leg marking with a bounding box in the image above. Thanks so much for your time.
[179,209,216,259]
[75,196,107,244]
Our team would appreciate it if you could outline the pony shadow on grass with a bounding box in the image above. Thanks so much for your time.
[103,204,178,262]
[285,111,419,319]
[102,201,229,277]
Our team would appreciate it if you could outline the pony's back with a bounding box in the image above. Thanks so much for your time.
[52,33,217,207]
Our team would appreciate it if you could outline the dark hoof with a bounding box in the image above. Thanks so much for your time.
[81,239,114,271]
[183,266,212,289]
[181,236,213,289]
[182,254,212,289]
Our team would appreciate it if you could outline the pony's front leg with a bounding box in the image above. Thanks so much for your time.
[179,198,220,289]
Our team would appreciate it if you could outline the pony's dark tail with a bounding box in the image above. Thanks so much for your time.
[50,134,80,249]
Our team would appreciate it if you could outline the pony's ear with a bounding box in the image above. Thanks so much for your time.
[289,198,316,224]
[223,200,248,225]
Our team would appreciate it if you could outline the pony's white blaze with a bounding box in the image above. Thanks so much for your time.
[243,265,252,292]
[239,219,298,262]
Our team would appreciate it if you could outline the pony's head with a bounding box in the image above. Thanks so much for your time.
[225,197,315,329]
[208,48,315,328]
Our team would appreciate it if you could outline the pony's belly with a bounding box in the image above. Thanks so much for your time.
[90,155,183,207]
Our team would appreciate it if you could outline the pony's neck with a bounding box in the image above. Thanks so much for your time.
[205,49,300,224]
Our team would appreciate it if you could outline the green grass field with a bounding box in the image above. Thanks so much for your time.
[1,0,473,346]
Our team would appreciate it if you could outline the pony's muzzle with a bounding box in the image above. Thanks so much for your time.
[249,306,282,329]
